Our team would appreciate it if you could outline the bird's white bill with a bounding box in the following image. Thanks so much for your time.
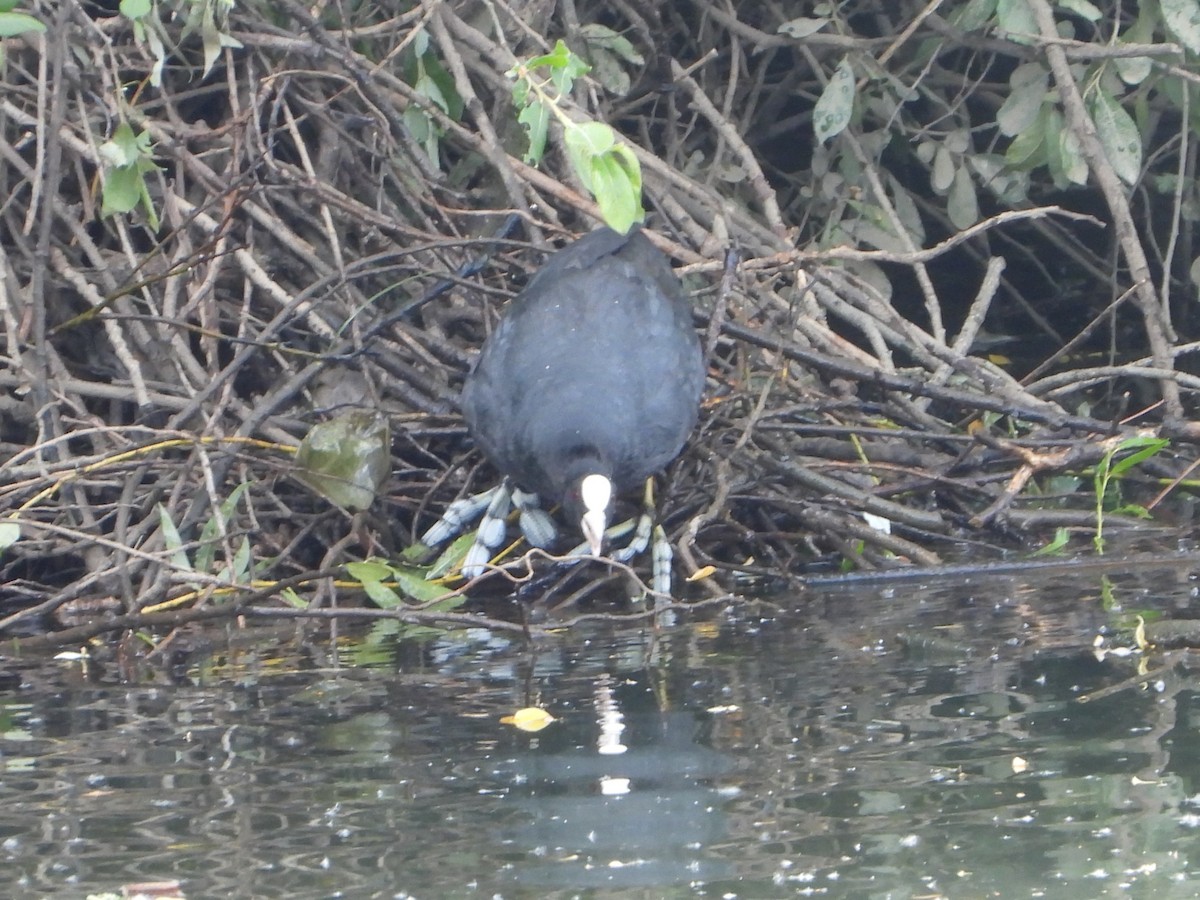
[580,473,612,555]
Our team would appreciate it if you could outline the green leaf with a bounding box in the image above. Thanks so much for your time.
[99,122,141,168]
[196,482,250,576]
[516,99,550,164]
[564,119,615,160]
[347,559,404,609]
[814,56,855,144]
[522,38,572,73]
[1059,0,1102,20]
[346,558,462,607]
[199,3,222,76]
[346,559,393,583]
[1047,108,1088,186]
[432,532,476,578]
[119,0,151,18]
[1114,5,1156,86]
[950,0,998,31]
[280,587,307,608]
[1107,436,1168,478]
[549,44,590,95]
[102,165,143,217]
[1031,527,1071,556]
[1110,503,1153,519]
[947,164,979,229]
[931,145,955,193]
[1162,0,1200,54]
[969,152,1031,204]
[0,10,44,36]
[403,104,440,167]
[0,519,20,551]
[585,47,630,95]
[360,576,405,608]
[887,176,925,243]
[996,0,1036,44]
[579,24,644,65]
[1089,88,1142,185]
[157,504,194,574]
[391,566,462,604]
[1113,48,1152,87]
[590,154,642,234]
[1003,107,1047,168]
[294,412,391,512]
[229,535,252,582]
[996,63,1047,137]
[510,77,529,107]
[578,23,643,91]
[564,122,644,233]
[419,51,463,119]
[777,17,829,38]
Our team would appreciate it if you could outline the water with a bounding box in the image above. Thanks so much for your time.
[3,557,1200,898]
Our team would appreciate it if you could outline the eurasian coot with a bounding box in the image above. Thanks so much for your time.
[428,226,704,585]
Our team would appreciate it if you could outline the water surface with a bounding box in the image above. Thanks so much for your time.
[3,557,1200,898]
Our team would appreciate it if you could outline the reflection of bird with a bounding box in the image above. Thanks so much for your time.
[431,227,704,586]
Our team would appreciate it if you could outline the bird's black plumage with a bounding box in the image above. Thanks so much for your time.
[462,227,703,547]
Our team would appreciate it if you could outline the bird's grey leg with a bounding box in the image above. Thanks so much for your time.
[650,524,673,596]
[420,487,498,546]
[512,488,557,548]
[461,480,515,577]
[424,482,561,578]
[609,478,656,562]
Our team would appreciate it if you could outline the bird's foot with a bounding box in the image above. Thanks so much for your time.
[420,488,497,546]
[512,488,557,549]
[424,480,560,578]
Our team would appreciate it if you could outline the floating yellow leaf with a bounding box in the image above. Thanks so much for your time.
[501,707,556,732]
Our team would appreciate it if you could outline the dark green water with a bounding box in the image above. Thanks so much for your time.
[3,558,1200,898]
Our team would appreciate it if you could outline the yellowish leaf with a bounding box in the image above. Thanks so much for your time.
[501,707,556,732]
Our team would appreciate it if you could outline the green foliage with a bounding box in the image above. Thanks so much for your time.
[813,56,856,144]
[0,4,43,37]
[0,1,44,67]
[1089,87,1143,186]
[345,558,466,611]
[121,0,243,87]
[577,24,644,95]
[1092,435,1168,553]
[949,0,999,31]
[402,30,463,167]
[777,16,830,39]
[996,0,1036,44]
[1031,527,1071,556]
[158,482,253,589]
[1161,0,1200,53]
[509,39,645,234]
[989,50,1142,190]
[510,39,590,164]
[563,122,643,235]
[800,0,1195,260]
[97,122,161,228]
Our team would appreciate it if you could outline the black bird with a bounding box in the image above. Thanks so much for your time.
[433,226,704,583]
